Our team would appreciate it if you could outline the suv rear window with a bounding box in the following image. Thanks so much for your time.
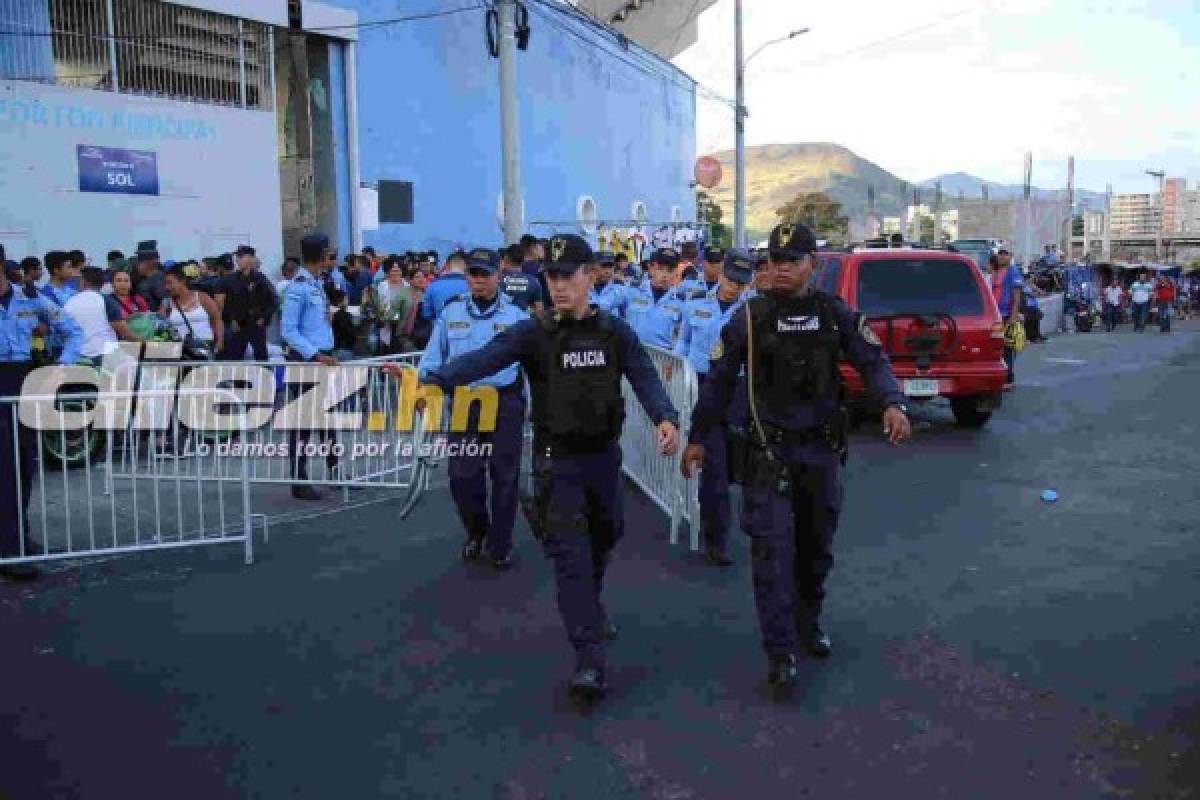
[856,259,985,316]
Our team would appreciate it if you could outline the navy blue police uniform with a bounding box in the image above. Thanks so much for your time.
[426,234,679,699]
[689,223,907,687]
[673,250,752,564]
[419,248,529,566]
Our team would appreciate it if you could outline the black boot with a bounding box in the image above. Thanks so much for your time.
[460,537,484,562]
[766,654,798,689]
[806,624,832,659]
[568,666,608,700]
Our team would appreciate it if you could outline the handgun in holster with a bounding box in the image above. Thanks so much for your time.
[520,448,554,542]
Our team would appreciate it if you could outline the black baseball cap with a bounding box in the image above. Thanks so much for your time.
[723,249,754,284]
[652,247,680,268]
[768,223,818,260]
[594,250,616,267]
[544,234,593,275]
[466,247,500,273]
[704,246,725,263]
[997,246,1011,255]
[235,245,255,258]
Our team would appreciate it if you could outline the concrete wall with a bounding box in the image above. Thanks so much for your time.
[0,79,283,270]
[340,0,697,254]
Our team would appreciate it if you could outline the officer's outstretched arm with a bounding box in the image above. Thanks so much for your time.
[416,316,449,382]
[613,319,679,429]
[834,301,905,410]
[427,320,534,391]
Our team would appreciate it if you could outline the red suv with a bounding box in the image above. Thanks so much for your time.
[815,248,1007,428]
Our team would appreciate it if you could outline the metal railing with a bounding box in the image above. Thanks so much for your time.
[1,0,274,110]
[1,386,256,567]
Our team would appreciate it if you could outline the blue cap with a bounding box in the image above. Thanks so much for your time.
[652,247,680,268]
[723,249,754,284]
[704,246,725,263]
[594,250,616,266]
[466,247,500,273]
[544,234,593,275]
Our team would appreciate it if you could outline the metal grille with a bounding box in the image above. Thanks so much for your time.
[0,0,274,110]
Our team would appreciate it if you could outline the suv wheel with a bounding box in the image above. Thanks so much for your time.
[951,396,992,429]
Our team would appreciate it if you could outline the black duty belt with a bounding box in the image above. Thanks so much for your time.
[761,424,833,447]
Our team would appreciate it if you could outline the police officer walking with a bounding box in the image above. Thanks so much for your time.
[588,251,626,316]
[424,234,679,701]
[674,250,753,566]
[624,248,685,350]
[682,223,912,690]
[281,233,339,500]
[415,247,529,569]
[0,256,83,581]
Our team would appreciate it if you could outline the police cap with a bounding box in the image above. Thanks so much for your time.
[768,223,818,260]
[723,249,755,284]
[594,250,616,267]
[652,247,680,268]
[544,234,592,275]
[704,245,725,263]
[235,245,256,258]
[466,247,500,274]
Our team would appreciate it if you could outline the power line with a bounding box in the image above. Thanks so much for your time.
[789,8,976,67]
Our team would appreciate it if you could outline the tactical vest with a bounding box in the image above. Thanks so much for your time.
[747,291,842,415]
[539,311,623,444]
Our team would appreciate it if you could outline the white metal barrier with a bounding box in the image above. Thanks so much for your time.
[0,387,256,567]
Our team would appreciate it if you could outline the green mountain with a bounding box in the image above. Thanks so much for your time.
[704,143,912,241]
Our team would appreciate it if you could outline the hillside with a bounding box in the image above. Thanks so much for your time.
[703,144,1101,241]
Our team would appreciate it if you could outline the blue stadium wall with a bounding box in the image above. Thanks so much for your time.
[336,0,698,255]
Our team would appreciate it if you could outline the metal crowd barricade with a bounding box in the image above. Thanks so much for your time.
[106,355,431,518]
[0,386,256,568]
[619,346,701,549]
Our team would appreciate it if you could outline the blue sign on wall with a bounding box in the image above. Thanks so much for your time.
[77,145,159,195]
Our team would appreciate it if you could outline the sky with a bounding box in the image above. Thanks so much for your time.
[673,0,1200,193]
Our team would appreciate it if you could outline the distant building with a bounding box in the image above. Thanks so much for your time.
[1110,193,1160,236]
[1163,178,1185,233]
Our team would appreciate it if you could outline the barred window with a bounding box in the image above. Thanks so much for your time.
[1,0,273,110]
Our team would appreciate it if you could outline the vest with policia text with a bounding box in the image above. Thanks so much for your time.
[538,310,623,446]
[747,291,842,417]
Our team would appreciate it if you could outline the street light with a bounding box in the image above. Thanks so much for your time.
[735,2,809,248]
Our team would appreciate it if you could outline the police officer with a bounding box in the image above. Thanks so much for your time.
[421,250,468,321]
[624,248,685,350]
[588,251,626,316]
[417,247,529,568]
[682,223,912,690]
[0,258,83,580]
[423,234,679,701]
[499,244,544,312]
[674,250,753,566]
[281,233,339,500]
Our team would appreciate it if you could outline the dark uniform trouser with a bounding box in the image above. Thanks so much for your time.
[285,350,338,482]
[447,385,524,558]
[696,373,730,551]
[536,444,624,670]
[740,444,843,659]
[222,321,269,361]
[0,363,36,558]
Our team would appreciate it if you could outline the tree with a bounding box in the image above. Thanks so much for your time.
[696,190,731,248]
[775,191,849,239]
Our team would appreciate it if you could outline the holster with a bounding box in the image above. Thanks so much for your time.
[520,450,554,542]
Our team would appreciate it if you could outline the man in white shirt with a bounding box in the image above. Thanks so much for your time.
[1103,281,1123,332]
[62,267,140,364]
[1129,271,1154,332]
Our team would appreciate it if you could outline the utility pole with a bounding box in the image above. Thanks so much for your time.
[1063,156,1074,261]
[1145,168,1165,262]
[498,0,524,244]
[734,0,746,248]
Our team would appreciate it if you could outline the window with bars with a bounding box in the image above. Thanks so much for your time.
[0,0,274,110]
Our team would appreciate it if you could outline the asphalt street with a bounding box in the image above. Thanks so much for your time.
[2,321,1198,799]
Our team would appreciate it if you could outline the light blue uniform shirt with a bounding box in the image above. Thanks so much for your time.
[589,281,627,317]
[421,272,469,321]
[281,270,334,360]
[0,285,83,364]
[675,294,744,376]
[39,282,78,355]
[418,292,529,389]
[624,284,684,350]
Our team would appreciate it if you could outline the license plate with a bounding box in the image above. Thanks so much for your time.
[904,379,940,397]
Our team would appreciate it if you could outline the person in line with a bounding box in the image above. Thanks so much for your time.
[216,245,277,361]
[1129,271,1154,332]
[414,247,529,568]
[1154,274,1175,333]
[683,223,911,692]
[160,266,222,357]
[421,234,679,701]
[63,267,142,365]
[329,289,357,362]
[370,257,416,355]
[1103,279,1123,333]
[989,250,1023,390]
[0,258,83,582]
[134,249,168,312]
